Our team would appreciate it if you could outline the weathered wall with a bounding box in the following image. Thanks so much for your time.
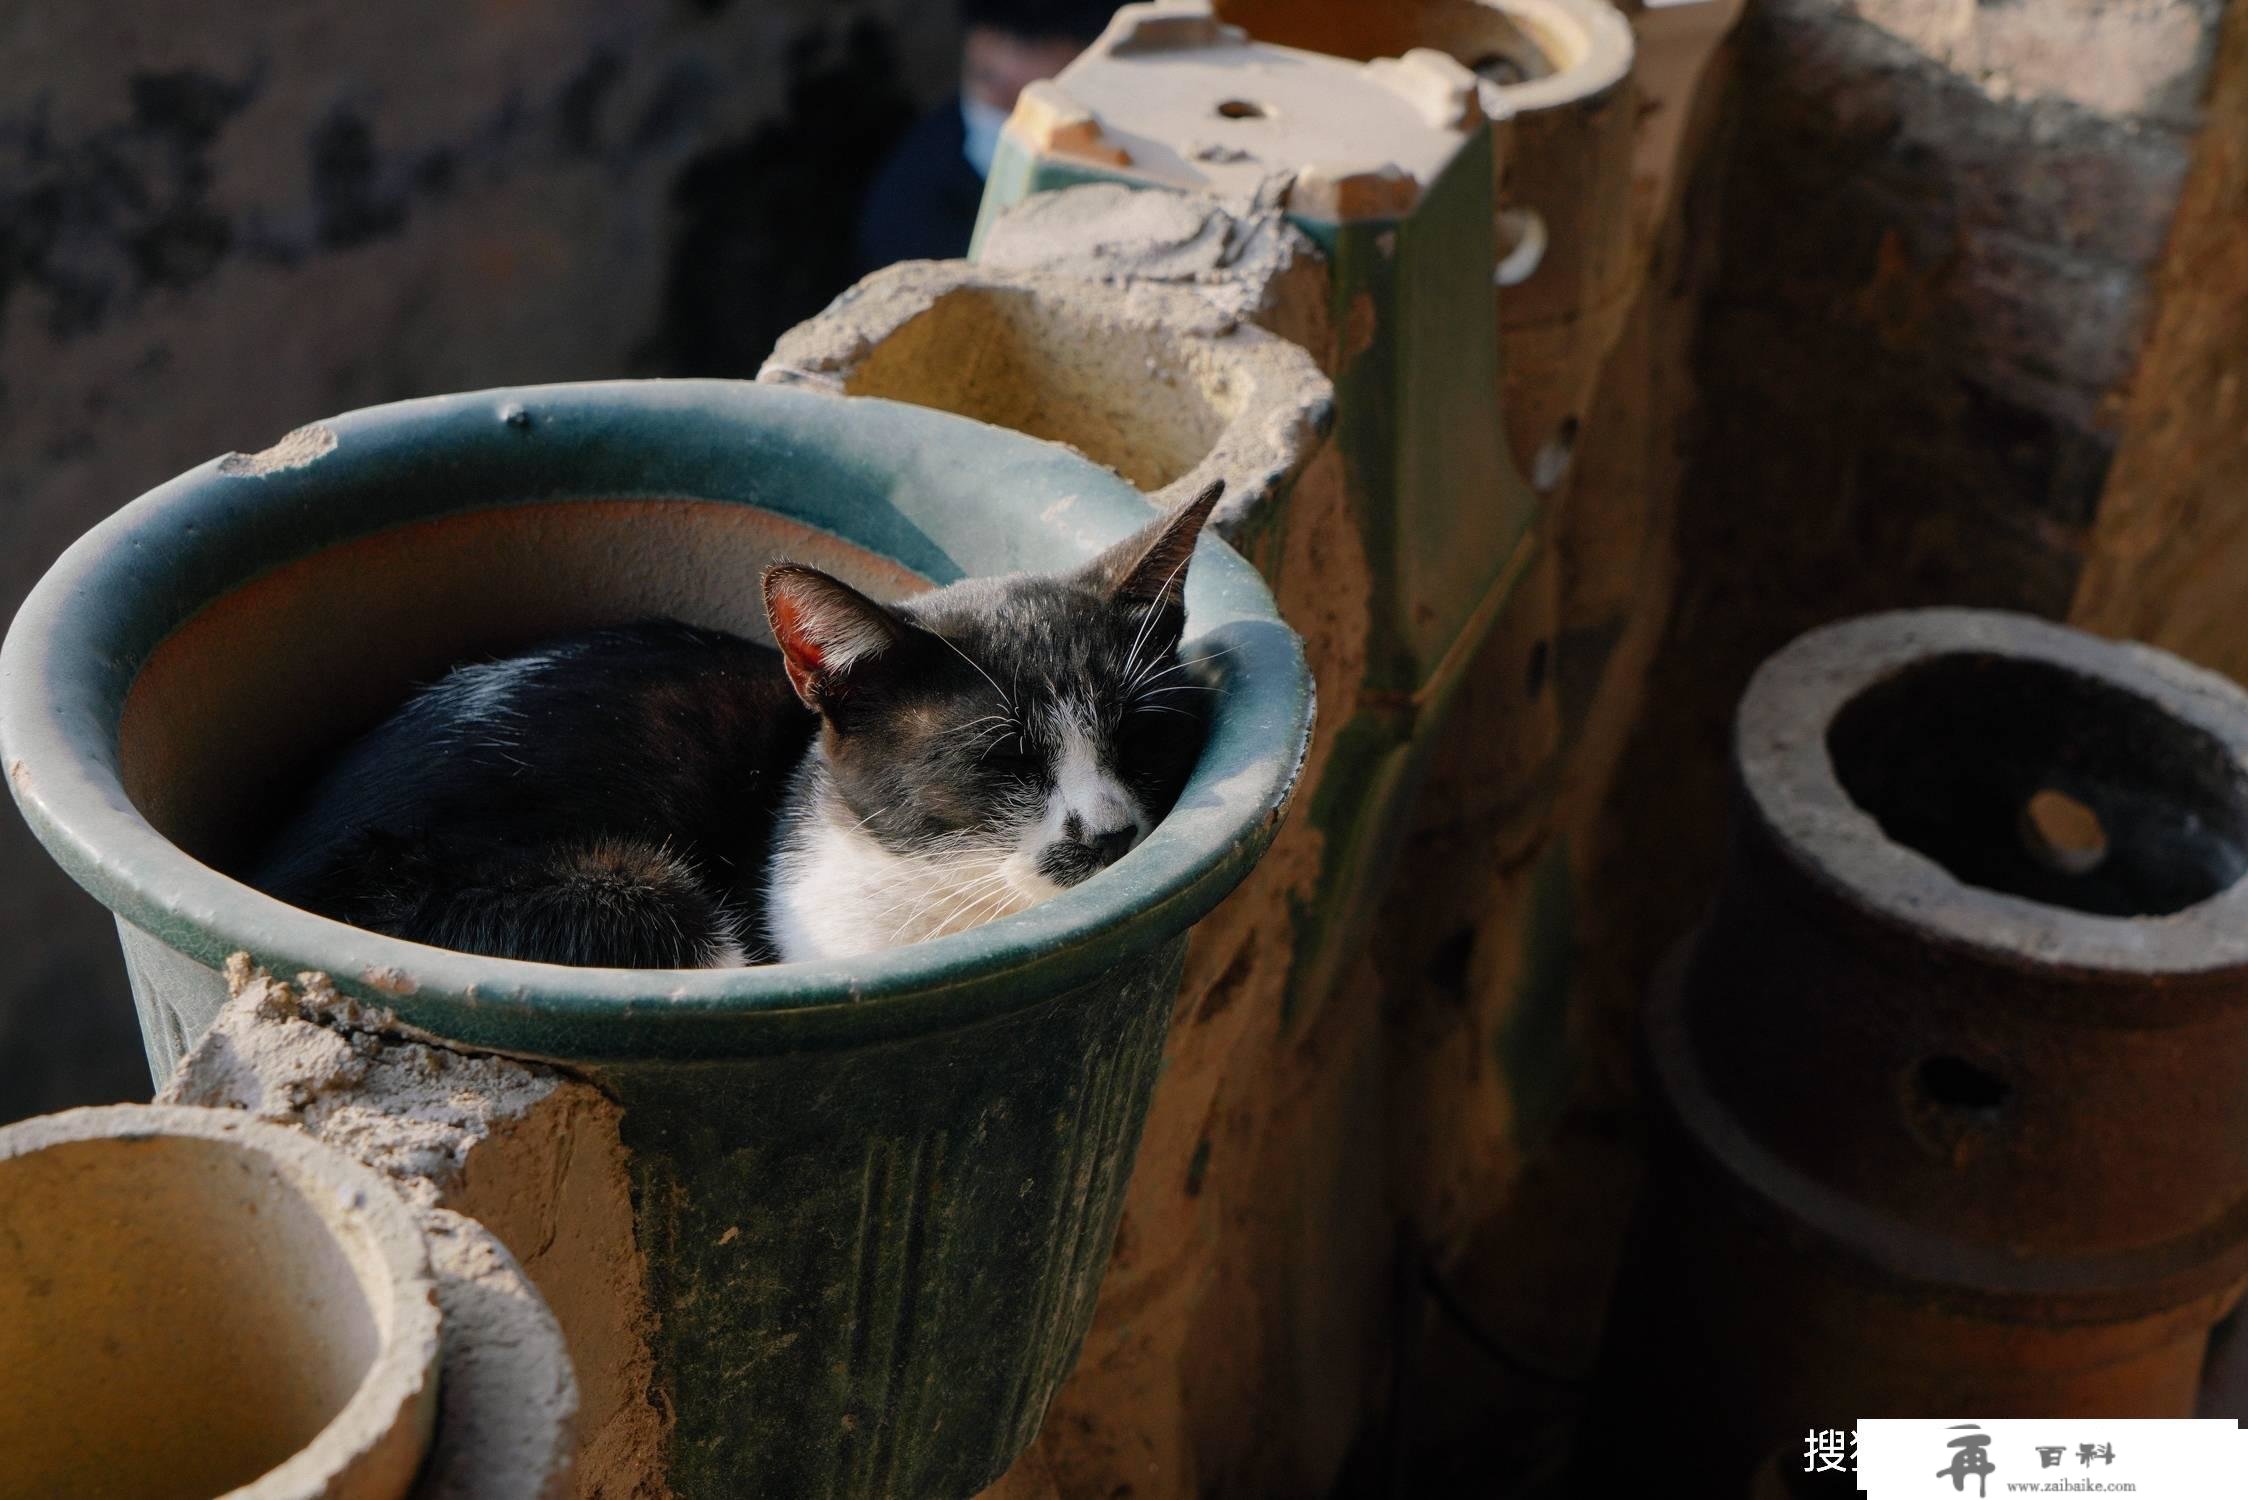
[1580,0,2236,1065]
[2071,0,2248,677]
[0,0,957,1121]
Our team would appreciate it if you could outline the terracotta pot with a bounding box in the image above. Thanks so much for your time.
[1596,609,2248,1486]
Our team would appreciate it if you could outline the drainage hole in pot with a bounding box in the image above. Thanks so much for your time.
[1826,653,2248,916]
[2020,788,2108,876]
[1915,1056,2011,1116]
[1215,99,1271,120]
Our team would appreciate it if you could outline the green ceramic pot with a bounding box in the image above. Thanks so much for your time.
[0,380,1313,1498]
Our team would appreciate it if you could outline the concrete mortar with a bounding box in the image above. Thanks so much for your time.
[163,959,664,1500]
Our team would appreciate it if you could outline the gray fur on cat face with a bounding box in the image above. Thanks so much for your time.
[760,482,1220,957]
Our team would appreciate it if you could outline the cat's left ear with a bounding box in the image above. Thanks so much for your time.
[1086,479,1223,612]
[763,564,910,712]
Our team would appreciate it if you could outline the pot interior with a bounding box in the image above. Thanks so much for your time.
[1826,651,2248,917]
[836,285,1233,492]
[118,498,926,878]
[0,1133,382,1499]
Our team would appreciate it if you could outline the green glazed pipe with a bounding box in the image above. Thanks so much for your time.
[0,380,1314,1498]
[972,27,1533,1020]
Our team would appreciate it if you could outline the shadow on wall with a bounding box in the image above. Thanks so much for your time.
[657,21,916,375]
[0,0,952,1123]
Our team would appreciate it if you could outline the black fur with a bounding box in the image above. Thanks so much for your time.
[252,621,812,966]
[251,482,1222,968]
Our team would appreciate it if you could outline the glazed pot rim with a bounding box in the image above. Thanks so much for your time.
[0,1103,441,1500]
[1735,607,2248,978]
[0,380,1314,1060]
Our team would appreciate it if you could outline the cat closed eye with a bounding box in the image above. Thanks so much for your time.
[980,747,1041,775]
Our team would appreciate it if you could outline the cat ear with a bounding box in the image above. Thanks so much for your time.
[1087,479,1223,612]
[762,564,909,711]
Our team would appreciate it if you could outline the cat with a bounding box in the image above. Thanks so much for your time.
[250,480,1221,968]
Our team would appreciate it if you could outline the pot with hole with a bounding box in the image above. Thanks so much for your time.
[1591,609,2248,1488]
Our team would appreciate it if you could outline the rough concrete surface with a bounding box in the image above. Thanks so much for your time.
[2070,1,2248,680]
[761,239,1335,536]
[163,960,663,1500]
[419,1208,579,1500]
[976,181,1318,323]
[1583,0,2234,1117]
[1366,2,1747,1484]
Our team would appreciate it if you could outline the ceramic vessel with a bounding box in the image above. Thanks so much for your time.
[0,380,1313,1498]
[0,1103,441,1500]
[1596,610,2248,1485]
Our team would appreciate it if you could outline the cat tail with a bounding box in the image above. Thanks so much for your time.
[413,839,752,969]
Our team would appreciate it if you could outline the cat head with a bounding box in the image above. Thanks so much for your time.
[763,479,1221,899]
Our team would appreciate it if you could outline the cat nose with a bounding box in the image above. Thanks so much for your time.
[1086,824,1137,868]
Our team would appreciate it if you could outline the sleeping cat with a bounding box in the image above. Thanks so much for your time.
[250,480,1221,968]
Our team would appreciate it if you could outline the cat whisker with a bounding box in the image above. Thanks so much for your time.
[1132,649,1232,691]
[829,801,887,836]
[1122,652,1184,697]
[862,846,1013,902]
[923,877,1020,939]
[886,865,1017,941]
[931,631,1018,716]
[864,851,1009,902]
[949,881,1026,935]
[973,728,1022,764]
[1119,632,1172,694]
[949,869,1032,927]
[1120,548,1197,686]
